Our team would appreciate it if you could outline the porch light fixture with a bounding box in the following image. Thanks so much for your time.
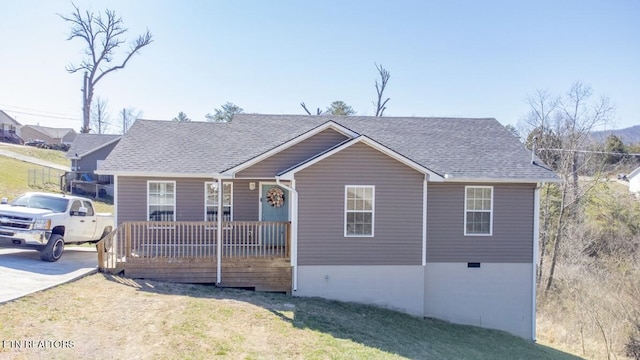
[249,182,256,191]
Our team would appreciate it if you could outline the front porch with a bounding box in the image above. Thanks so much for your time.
[97,221,292,292]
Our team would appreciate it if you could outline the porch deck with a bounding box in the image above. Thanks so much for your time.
[98,221,292,292]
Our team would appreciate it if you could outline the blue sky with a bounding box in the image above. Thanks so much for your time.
[1,0,638,133]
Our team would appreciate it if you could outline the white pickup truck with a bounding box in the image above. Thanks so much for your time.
[0,192,113,262]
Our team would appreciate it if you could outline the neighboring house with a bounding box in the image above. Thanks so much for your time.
[66,133,121,173]
[97,114,557,340]
[0,110,23,144]
[629,166,640,195]
[20,125,77,145]
[64,133,121,197]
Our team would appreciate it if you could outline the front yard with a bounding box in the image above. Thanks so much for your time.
[0,274,580,360]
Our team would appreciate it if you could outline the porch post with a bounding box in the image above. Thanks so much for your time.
[216,177,223,284]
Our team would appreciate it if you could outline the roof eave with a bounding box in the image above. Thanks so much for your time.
[95,170,228,178]
[442,175,561,183]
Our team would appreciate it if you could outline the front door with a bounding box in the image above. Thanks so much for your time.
[261,184,289,246]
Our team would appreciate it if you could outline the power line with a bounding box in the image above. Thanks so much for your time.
[0,103,78,118]
[539,148,640,157]
[2,109,81,121]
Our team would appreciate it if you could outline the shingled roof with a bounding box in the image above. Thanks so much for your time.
[66,134,122,159]
[98,114,557,182]
[0,110,21,126]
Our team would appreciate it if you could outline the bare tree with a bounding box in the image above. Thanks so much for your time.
[60,3,153,133]
[300,102,322,115]
[90,97,110,134]
[373,63,390,116]
[522,82,614,292]
[119,107,142,134]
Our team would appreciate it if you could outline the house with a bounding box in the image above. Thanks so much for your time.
[629,166,640,196]
[0,110,23,144]
[64,133,121,197]
[96,114,557,340]
[20,125,77,145]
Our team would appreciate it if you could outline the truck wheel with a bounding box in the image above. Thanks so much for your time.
[40,235,65,262]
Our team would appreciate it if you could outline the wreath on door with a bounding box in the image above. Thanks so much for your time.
[266,187,285,208]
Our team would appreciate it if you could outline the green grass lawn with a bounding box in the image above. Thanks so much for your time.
[0,143,70,167]
[0,154,113,212]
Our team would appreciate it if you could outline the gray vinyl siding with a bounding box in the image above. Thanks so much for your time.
[232,179,259,221]
[296,142,424,266]
[426,183,535,263]
[78,141,119,173]
[116,177,258,226]
[237,129,348,178]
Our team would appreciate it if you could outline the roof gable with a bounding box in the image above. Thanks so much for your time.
[224,121,357,175]
[277,135,445,181]
[629,166,640,179]
[0,110,21,126]
[22,125,76,139]
[66,134,122,159]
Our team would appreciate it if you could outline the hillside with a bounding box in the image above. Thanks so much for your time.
[591,124,640,144]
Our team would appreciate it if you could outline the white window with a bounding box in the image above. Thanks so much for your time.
[345,185,375,237]
[205,182,233,221]
[464,186,493,236]
[147,181,176,221]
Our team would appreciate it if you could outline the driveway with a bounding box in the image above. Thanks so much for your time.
[0,246,98,303]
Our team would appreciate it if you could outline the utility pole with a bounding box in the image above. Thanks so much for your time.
[82,71,89,133]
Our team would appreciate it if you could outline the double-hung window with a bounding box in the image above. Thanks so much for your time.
[345,185,375,237]
[205,182,233,221]
[464,186,493,235]
[148,181,176,221]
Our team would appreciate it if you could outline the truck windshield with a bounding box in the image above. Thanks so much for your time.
[10,194,69,213]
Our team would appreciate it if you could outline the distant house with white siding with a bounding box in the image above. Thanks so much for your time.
[629,167,640,195]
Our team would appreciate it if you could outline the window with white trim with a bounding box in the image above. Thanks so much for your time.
[345,185,375,237]
[148,181,176,221]
[205,182,233,221]
[464,186,493,235]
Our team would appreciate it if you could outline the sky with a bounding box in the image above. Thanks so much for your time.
[1,0,638,133]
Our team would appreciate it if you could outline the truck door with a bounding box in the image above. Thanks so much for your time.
[67,200,84,242]
[81,200,98,239]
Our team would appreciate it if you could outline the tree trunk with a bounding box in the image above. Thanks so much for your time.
[537,184,552,284]
[545,183,567,292]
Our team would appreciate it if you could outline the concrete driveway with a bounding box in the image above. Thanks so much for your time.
[0,246,98,303]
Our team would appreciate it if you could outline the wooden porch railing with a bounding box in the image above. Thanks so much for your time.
[97,221,291,271]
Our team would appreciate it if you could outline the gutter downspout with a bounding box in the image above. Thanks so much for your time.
[532,182,542,341]
[422,175,428,266]
[216,176,223,285]
[276,176,298,292]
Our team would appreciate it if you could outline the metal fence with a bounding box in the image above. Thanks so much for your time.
[28,168,65,188]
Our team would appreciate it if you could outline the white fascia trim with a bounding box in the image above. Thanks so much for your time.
[443,176,561,184]
[222,121,359,176]
[278,135,445,181]
[77,137,122,159]
[94,171,228,178]
[628,166,640,179]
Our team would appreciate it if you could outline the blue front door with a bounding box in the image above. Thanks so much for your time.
[261,184,289,246]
